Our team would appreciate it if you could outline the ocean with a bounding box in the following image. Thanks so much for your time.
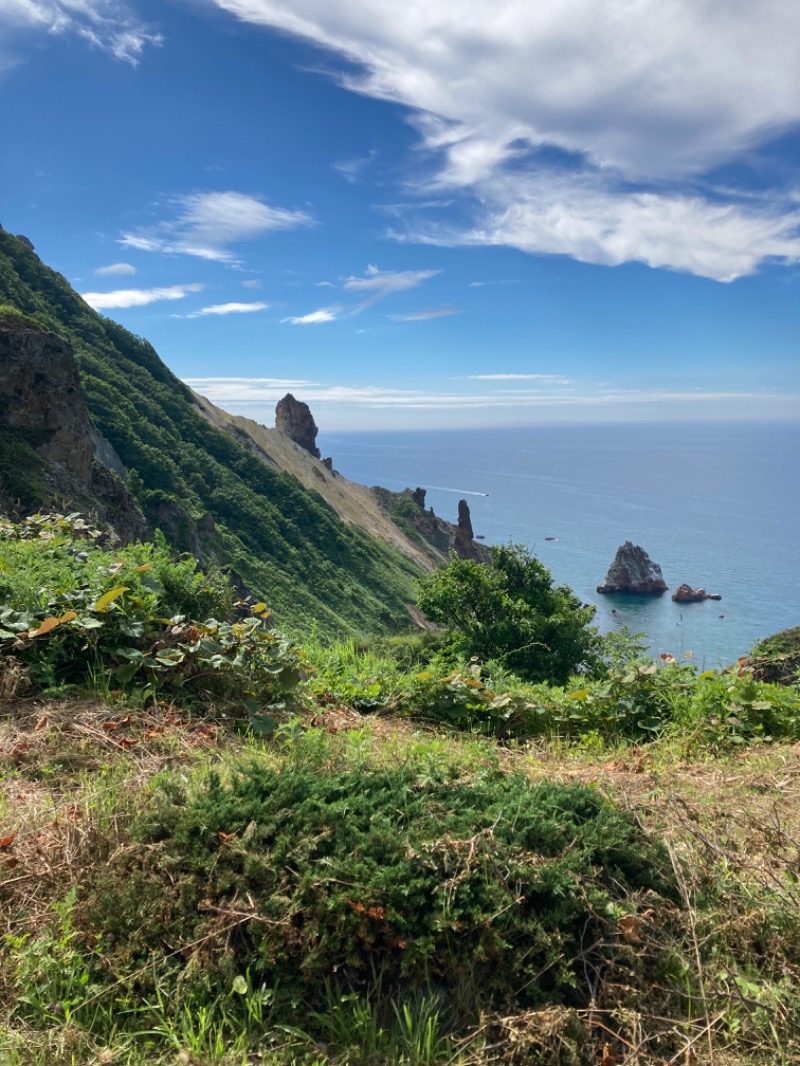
[320,421,800,668]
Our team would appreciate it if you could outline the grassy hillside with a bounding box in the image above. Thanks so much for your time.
[0,231,424,637]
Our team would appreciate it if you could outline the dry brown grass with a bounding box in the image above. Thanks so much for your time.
[2,704,800,1064]
[0,697,247,938]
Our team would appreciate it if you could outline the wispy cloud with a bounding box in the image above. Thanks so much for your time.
[281,306,341,324]
[210,0,800,279]
[399,173,800,282]
[94,261,136,277]
[468,374,570,383]
[2,0,161,65]
[333,149,377,183]
[342,264,440,308]
[119,191,314,263]
[468,279,519,288]
[80,282,204,310]
[183,374,800,415]
[390,308,461,321]
[182,301,270,319]
[241,278,262,289]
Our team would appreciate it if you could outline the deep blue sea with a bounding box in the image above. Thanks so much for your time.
[320,422,800,668]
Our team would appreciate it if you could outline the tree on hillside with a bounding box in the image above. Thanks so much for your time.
[417,543,598,684]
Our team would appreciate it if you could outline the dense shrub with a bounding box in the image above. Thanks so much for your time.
[96,755,678,1021]
[417,544,598,685]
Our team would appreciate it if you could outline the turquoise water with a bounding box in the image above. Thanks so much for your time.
[321,422,800,668]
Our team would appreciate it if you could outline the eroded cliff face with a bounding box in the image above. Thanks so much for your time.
[0,316,145,541]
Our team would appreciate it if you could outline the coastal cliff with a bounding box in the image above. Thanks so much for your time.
[193,392,491,570]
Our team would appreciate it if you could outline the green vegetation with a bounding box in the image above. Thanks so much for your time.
[1,516,800,1063]
[0,231,425,637]
[0,514,305,723]
[751,625,800,684]
[99,759,675,1017]
[417,543,599,684]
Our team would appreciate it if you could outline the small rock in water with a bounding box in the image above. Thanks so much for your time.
[672,584,722,603]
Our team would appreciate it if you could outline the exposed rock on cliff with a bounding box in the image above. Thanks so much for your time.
[597,542,668,595]
[275,394,321,458]
[672,584,722,603]
[0,314,145,541]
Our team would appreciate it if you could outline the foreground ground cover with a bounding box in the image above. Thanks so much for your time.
[2,698,800,1065]
[2,514,799,1063]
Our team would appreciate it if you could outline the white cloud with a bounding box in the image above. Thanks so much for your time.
[401,172,800,282]
[184,301,270,318]
[342,264,440,308]
[94,261,136,276]
[190,375,320,389]
[1,0,161,64]
[281,305,341,324]
[182,374,800,414]
[241,278,262,289]
[119,191,314,263]
[80,282,204,309]
[209,0,800,279]
[468,374,570,383]
[390,308,460,321]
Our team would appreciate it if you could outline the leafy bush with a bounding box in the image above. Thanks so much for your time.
[0,513,305,713]
[96,754,678,1021]
[407,668,533,736]
[417,543,598,685]
[519,659,800,746]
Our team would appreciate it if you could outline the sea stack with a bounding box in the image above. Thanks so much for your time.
[672,584,722,603]
[454,499,478,560]
[597,542,668,595]
[275,394,321,459]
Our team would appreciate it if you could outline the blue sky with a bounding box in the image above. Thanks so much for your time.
[2,0,799,429]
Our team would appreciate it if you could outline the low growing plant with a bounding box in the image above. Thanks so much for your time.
[94,754,680,1028]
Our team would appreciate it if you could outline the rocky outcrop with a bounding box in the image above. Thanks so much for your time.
[597,542,668,595]
[672,584,722,603]
[275,394,321,458]
[0,315,145,541]
[411,487,426,509]
[454,498,481,560]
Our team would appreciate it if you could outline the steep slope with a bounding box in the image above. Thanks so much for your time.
[0,307,145,539]
[193,392,467,570]
[0,230,424,636]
